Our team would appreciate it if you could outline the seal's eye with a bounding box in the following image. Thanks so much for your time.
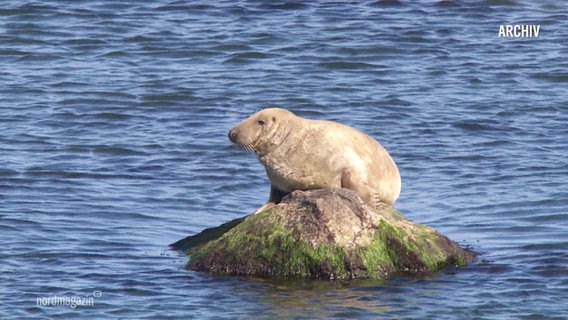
[257,120,265,126]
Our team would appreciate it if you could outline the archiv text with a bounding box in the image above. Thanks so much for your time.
[499,25,540,38]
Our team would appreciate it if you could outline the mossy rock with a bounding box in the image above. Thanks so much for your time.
[171,188,476,279]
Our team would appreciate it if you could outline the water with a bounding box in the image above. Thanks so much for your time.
[1,0,567,319]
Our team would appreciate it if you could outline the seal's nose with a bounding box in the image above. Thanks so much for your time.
[228,128,238,143]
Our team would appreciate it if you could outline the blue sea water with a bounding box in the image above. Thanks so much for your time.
[1,1,567,319]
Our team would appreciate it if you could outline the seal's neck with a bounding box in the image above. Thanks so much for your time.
[257,118,300,158]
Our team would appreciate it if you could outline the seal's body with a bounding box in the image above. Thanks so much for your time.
[228,108,401,213]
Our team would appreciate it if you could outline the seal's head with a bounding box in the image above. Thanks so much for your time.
[228,108,297,156]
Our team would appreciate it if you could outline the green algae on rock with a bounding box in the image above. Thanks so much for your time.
[171,188,476,279]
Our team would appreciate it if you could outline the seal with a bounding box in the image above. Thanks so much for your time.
[228,107,401,214]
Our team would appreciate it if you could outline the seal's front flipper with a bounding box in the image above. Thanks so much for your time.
[251,186,286,215]
[252,202,275,215]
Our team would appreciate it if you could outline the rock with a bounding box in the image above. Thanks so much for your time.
[171,188,476,279]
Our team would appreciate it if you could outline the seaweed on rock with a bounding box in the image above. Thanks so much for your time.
[171,188,476,279]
